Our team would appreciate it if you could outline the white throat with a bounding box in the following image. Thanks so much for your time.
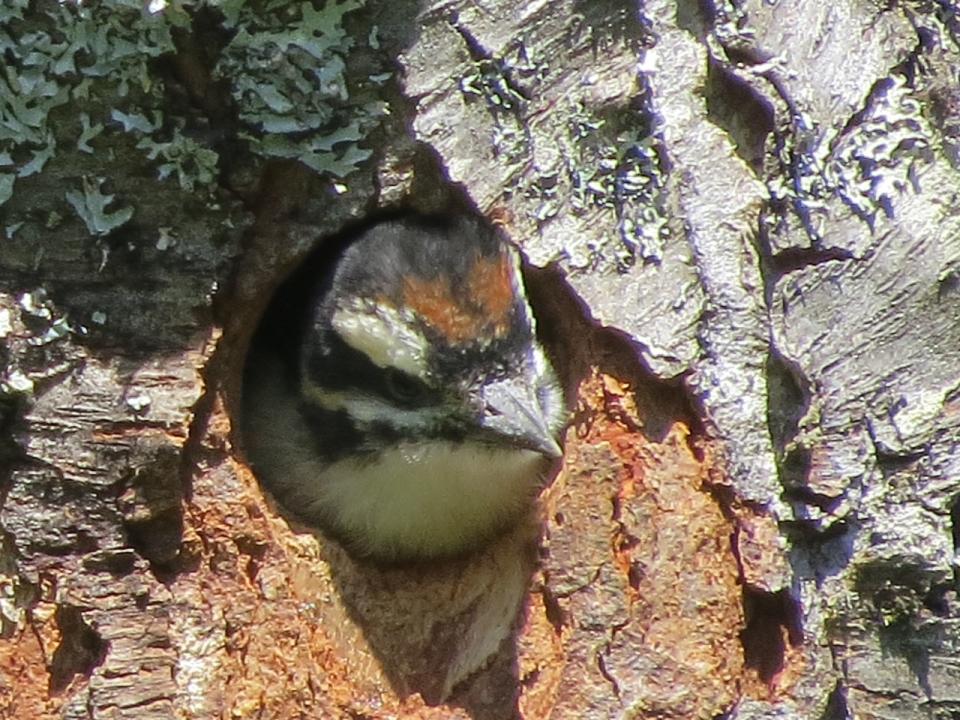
[309,442,547,560]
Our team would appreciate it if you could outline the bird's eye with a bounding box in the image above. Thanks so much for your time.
[384,368,427,405]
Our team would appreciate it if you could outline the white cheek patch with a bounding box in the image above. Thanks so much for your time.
[332,302,429,378]
[300,381,445,431]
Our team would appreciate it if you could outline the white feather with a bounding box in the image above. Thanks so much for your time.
[312,442,546,559]
[299,382,446,431]
[331,302,428,378]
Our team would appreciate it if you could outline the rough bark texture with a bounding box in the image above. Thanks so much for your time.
[1,0,958,718]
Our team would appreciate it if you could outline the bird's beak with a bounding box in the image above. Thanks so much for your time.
[478,376,562,459]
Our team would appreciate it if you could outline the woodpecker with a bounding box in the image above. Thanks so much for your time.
[242,215,565,561]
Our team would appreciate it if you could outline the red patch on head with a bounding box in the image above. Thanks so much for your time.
[402,250,517,345]
[468,252,515,328]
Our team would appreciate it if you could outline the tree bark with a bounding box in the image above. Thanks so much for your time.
[1,1,958,718]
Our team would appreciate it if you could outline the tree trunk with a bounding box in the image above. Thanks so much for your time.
[1,1,958,718]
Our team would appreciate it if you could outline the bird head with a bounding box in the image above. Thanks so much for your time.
[298,215,564,461]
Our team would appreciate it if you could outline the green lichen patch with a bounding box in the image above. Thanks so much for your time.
[0,0,185,208]
[766,74,935,241]
[457,32,541,164]
[827,76,932,224]
[1,0,390,243]
[0,288,85,400]
[213,0,387,177]
[137,126,220,192]
[565,94,670,266]
[64,176,135,237]
[528,81,670,271]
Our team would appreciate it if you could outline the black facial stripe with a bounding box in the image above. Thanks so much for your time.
[298,404,365,463]
[298,399,435,460]
[298,393,470,459]
[301,327,439,409]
